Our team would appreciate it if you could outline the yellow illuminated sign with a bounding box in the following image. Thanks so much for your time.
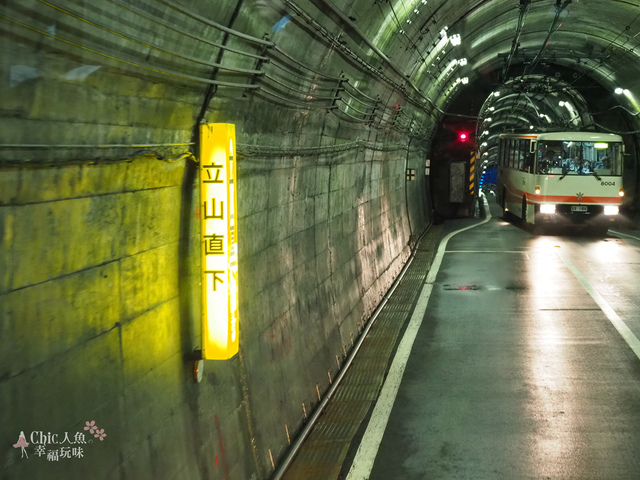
[594,143,608,149]
[199,123,239,360]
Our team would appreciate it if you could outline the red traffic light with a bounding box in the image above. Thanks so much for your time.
[459,133,468,141]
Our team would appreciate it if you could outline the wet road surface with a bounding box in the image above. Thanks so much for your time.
[363,199,640,479]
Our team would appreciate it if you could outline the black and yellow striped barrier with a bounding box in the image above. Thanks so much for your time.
[469,150,476,197]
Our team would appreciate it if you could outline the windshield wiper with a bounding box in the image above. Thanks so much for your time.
[590,170,601,181]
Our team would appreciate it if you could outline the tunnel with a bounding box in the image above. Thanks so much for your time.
[2,0,640,478]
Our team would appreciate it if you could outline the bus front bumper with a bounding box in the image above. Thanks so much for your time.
[535,204,620,227]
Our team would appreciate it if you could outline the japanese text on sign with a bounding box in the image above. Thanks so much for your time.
[199,124,239,360]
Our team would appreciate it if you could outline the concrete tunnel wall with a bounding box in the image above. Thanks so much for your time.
[0,1,434,477]
[1,138,430,480]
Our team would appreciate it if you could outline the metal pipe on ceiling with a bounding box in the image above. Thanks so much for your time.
[501,0,532,82]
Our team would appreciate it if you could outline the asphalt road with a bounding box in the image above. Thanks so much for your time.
[366,198,640,479]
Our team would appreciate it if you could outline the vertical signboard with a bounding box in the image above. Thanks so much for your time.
[199,123,239,360]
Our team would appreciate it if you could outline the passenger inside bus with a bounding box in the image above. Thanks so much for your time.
[593,156,612,175]
[538,149,555,174]
[597,157,609,169]
[562,156,581,174]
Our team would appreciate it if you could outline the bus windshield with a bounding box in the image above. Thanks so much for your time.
[537,140,622,176]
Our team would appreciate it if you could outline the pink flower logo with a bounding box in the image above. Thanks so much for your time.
[84,420,97,434]
[94,429,107,441]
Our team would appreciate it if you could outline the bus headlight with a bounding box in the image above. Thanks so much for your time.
[540,204,556,214]
[604,206,619,215]
[619,188,625,197]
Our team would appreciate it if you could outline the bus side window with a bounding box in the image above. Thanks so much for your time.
[509,140,516,168]
[505,140,509,167]
[524,152,534,173]
[519,140,529,172]
[502,141,507,167]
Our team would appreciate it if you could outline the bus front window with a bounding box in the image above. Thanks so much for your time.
[592,144,622,176]
[538,142,564,174]
[537,140,622,176]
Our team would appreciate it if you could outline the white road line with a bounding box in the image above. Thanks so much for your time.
[446,250,528,254]
[556,250,640,360]
[425,204,492,285]
[610,229,640,242]
[346,198,492,480]
[345,282,433,480]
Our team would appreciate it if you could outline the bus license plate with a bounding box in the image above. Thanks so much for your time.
[571,206,588,212]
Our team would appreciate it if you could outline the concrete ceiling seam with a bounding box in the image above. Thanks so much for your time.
[281,0,441,118]
[5,0,640,159]
[288,0,483,121]
[0,8,263,89]
[501,0,532,81]
[236,137,425,159]
[156,0,274,46]
[0,0,440,166]
[420,0,640,115]
[523,1,573,76]
[107,0,270,61]
[39,0,265,76]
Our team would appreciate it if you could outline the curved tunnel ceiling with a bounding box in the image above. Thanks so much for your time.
[329,0,640,192]
[475,74,595,166]
[3,0,640,163]
[338,0,640,132]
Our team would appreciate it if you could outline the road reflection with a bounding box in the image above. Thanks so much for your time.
[524,236,580,476]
